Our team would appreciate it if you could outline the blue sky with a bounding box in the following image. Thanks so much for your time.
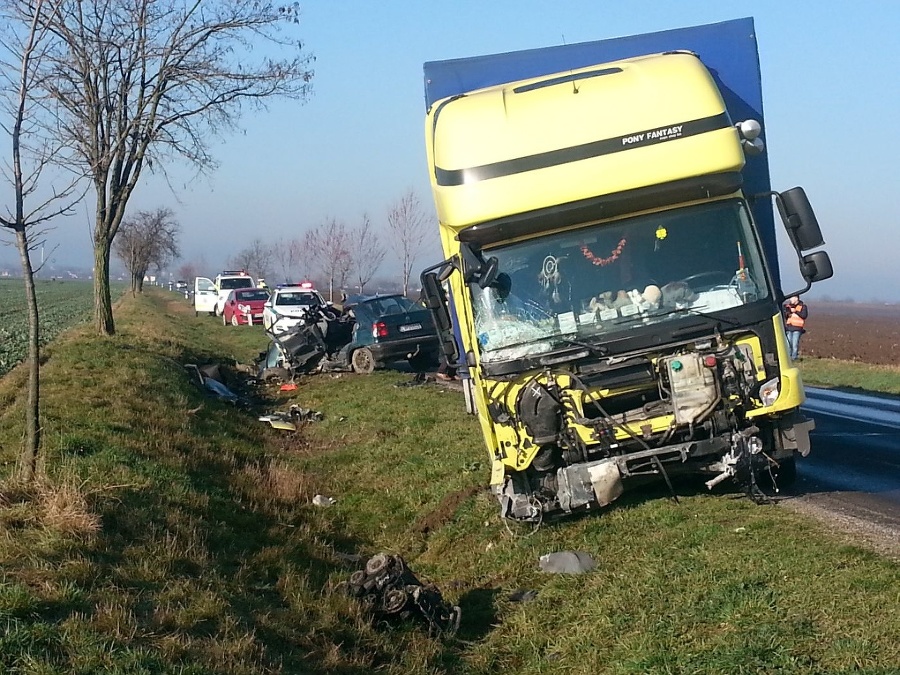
[9,1,900,301]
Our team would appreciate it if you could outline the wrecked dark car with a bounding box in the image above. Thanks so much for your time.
[343,294,440,373]
[257,295,440,378]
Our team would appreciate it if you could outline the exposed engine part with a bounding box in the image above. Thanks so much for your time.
[557,458,624,512]
[515,379,563,444]
[705,425,761,490]
[661,352,719,425]
[497,472,543,523]
[344,553,461,636]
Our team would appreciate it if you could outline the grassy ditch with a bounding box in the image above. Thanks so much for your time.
[1,290,899,673]
[800,357,900,395]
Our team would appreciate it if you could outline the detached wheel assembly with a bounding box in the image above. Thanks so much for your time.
[351,347,376,374]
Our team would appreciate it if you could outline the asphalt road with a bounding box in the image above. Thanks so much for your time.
[783,387,900,555]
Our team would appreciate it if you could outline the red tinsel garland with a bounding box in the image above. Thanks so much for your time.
[581,239,626,266]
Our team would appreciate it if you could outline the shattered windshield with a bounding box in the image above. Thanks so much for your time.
[471,199,771,363]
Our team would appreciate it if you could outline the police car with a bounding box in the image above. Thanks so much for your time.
[262,282,327,334]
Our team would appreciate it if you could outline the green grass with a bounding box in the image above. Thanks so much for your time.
[800,357,900,395]
[0,290,899,673]
[0,278,126,377]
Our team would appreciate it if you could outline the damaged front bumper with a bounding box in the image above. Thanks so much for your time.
[495,417,812,522]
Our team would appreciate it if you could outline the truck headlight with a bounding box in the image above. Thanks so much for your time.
[758,377,780,406]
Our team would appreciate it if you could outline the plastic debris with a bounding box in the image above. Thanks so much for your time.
[312,494,336,507]
[538,551,596,574]
[279,382,298,392]
[344,553,461,636]
[203,377,239,403]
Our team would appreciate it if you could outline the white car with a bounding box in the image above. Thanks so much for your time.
[213,271,255,315]
[262,283,327,334]
[193,276,218,316]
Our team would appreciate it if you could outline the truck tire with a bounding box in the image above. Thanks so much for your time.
[407,352,435,372]
[351,347,376,374]
[772,456,797,487]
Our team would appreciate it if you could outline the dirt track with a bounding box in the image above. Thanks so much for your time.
[797,301,900,365]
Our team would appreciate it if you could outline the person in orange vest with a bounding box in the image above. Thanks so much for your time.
[783,295,808,360]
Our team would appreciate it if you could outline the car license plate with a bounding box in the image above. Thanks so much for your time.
[399,323,421,332]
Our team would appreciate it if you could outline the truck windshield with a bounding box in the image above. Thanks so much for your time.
[471,199,771,363]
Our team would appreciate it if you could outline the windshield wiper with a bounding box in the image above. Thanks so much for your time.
[555,337,610,356]
[656,306,741,327]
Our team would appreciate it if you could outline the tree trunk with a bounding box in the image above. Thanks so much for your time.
[93,236,115,335]
[14,228,41,483]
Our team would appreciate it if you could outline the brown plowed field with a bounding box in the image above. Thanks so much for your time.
[799,301,900,366]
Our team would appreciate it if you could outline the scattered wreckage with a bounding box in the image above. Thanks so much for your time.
[344,553,461,636]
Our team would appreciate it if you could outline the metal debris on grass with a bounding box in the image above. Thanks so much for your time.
[259,404,324,430]
[344,553,461,636]
[538,551,596,574]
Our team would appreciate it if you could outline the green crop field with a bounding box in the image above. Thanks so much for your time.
[0,279,115,377]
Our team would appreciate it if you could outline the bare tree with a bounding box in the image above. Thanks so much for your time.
[304,218,350,302]
[269,237,299,285]
[25,0,315,335]
[228,237,271,283]
[113,208,179,294]
[176,261,197,283]
[348,213,385,294]
[0,0,84,482]
[387,190,430,296]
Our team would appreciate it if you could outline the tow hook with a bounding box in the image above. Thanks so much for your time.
[406,345,421,360]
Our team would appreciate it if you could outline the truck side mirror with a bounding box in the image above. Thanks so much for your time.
[800,250,833,283]
[421,265,459,364]
[780,187,825,251]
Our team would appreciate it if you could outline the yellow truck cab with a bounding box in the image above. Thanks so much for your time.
[421,33,833,524]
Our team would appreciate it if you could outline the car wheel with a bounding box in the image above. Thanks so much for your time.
[222,312,228,326]
[351,347,376,374]
[261,367,292,383]
[231,315,240,326]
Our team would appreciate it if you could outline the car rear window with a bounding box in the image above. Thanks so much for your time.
[219,277,254,290]
[276,291,321,306]
[237,289,270,301]
[364,296,418,316]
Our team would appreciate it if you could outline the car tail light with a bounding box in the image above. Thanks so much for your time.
[373,321,388,339]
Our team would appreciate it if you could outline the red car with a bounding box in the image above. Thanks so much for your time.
[222,287,270,326]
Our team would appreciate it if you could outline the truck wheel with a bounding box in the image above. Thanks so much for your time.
[351,347,376,374]
[772,456,797,487]
[407,352,434,372]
